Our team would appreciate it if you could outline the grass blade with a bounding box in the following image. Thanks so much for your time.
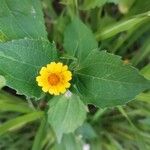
[95,11,150,40]
[0,111,44,135]
[32,116,47,150]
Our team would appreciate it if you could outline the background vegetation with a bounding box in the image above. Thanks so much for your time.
[0,0,150,150]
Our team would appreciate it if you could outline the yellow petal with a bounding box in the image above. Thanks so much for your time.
[56,84,66,93]
[42,87,49,92]
[64,82,71,88]
[60,88,66,94]
[48,88,55,95]
[53,86,60,95]
[54,62,63,72]
[40,67,47,75]
[62,65,68,72]
[63,71,72,81]
[47,62,56,72]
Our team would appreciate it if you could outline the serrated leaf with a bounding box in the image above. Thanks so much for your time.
[48,93,87,142]
[0,39,57,99]
[0,0,47,41]
[75,50,150,108]
[64,17,98,64]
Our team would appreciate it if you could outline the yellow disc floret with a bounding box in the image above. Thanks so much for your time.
[36,62,72,95]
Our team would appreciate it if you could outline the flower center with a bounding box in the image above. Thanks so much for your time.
[48,73,60,85]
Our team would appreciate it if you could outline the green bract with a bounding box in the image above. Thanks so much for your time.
[0,0,149,143]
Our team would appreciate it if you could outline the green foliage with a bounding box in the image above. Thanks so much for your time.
[131,38,150,66]
[95,11,150,40]
[81,0,122,10]
[53,134,82,150]
[0,90,33,113]
[63,18,149,108]
[140,64,150,80]
[64,17,98,63]
[0,39,58,98]
[0,111,44,136]
[48,93,87,142]
[0,0,150,149]
[0,30,7,42]
[32,117,47,150]
[0,75,6,89]
[75,49,149,107]
[76,123,97,139]
[0,0,47,41]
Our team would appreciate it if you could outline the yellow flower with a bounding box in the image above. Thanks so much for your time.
[36,62,72,95]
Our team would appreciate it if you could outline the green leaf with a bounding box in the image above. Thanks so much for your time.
[0,75,6,89]
[53,134,82,150]
[0,90,28,104]
[75,50,150,108]
[0,0,47,41]
[0,101,33,113]
[76,123,97,140]
[91,140,102,150]
[48,92,87,142]
[128,0,150,15]
[64,17,98,64]
[131,38,150,66]
[136,92,150,102]
[0,111,44,135]
[0,39,58,99]
[140,64,150,80]
[0,90,33,113]
[0,30,7,42]
[95,11,150,40]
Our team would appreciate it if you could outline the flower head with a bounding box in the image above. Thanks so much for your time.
[36,62,72,95]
